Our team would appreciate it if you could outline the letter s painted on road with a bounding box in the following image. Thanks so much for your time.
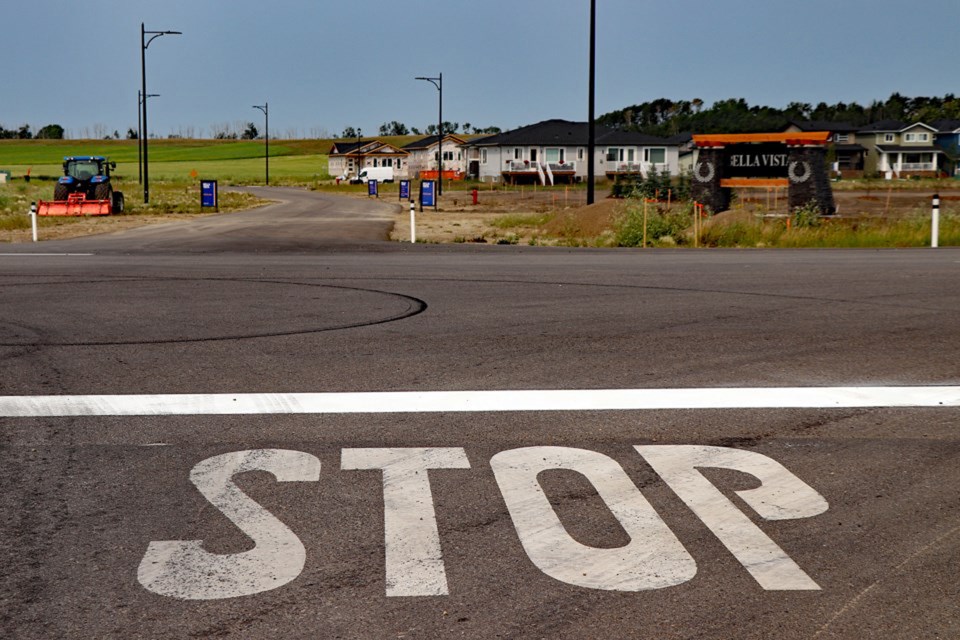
[137,449,321,600]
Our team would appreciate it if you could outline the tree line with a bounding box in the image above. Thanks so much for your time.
[598,93,960,136]
[340,122,502,139]
[0,123,67,139]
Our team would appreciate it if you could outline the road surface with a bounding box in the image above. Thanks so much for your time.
[2,188,958,639]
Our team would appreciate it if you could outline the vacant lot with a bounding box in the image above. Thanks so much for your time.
[390,184,960,247]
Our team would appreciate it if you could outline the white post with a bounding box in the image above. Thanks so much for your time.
[30,201,38,242]
[409,199,416,244]
[931,193,940,249]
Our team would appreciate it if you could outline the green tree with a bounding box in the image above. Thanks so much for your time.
[36,123,65,139]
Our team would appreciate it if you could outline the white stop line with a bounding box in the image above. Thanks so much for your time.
[1,386,959,417]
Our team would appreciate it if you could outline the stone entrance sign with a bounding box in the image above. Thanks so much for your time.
[691,132,836,214]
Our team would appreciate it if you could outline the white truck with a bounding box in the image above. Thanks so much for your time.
[349,166,394,184]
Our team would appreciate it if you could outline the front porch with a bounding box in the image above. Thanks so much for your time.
[502,161,577,185]
[877,146,945,178]
[605,162,669,178]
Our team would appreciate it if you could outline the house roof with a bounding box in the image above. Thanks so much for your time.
[833,144,866,152]
[329,139,408,156]
[875,145,944,154]
[402,134,467,151]
[932,119,960,133]
[786,120,859,133]
[465,119,675,147]
[859,120,909,133]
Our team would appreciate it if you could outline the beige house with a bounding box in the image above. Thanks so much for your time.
[857,121,944,177]
[328,139,409,180]
[401,134,468,178]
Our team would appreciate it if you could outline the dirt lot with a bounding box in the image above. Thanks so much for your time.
[4,184,956,246]
[389,186,960,245]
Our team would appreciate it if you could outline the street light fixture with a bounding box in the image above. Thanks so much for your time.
[141,23,181,204]
[415,73,443,196]
[587,0,596,205]
[252,102,269,185]
[355,128,362,182]
[138,91,159,184]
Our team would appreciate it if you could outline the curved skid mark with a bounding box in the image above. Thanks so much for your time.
[0,277,427,347]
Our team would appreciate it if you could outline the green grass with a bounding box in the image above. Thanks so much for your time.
[490,212,553,229]
[0,139,330,184]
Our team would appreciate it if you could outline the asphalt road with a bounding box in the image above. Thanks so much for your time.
[2,188,958,639]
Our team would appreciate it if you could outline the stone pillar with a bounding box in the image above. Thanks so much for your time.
[787,146,836,214]
[690,146,729,213]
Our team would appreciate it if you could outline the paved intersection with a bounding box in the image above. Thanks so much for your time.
[2,189,959,638]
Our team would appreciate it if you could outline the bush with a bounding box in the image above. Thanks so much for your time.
[614,199,693,247]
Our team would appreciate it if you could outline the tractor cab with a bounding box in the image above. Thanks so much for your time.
[62,156,115,183]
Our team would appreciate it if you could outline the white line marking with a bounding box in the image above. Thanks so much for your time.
[0,253,95,256]
[1,387,958,417]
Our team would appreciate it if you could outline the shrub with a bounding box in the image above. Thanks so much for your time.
[614,199,693,247]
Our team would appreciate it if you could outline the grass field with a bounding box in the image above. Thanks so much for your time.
[0,138,335,185]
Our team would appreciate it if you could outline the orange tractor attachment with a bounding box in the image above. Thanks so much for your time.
[37,193,113,216]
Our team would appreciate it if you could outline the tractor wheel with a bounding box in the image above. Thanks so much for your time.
[94,183,112,201]
[54,183,70,201]
[112,191,125,213]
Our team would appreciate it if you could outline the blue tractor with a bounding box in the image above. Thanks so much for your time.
[52,156,124,213]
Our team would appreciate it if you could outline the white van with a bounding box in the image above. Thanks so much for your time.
[351,166,394,184]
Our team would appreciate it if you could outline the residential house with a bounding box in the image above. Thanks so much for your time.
[783,121,865,177]
[857,121,944,178]
[933,120,960,175]
[402,134,468,178]
[461,119,679,185]
[327,139,410,180]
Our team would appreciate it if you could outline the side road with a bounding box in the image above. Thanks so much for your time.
[1,187,400,254]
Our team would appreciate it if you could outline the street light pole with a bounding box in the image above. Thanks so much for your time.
[138,91,159,184]
[141,23,181,204]
[587,0,596,205]
[253,102,269,185]
[416,74,443,196]
[138,90,142,184]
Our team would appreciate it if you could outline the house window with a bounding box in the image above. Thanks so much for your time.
[836,134,849,143]
[606,147,623,162]
[884,133,895,143]
[546,148,559,163]
[530,148,538,162]
[905,132,930,143]
[627,149,635,163]
[481,149,488,164]
[645,148,666,164]
[577,148,584,161]
[514,148,522,160]
[443,151,454,161]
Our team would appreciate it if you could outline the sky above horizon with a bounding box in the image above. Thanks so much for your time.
[4,0,958,139]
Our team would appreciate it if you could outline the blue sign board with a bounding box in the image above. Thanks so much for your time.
[420,180,436,209]
[399,180,410,200]
[368,179,378,197]
[200,180,218,210]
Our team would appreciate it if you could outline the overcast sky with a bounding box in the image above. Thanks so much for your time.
[4,0,958,139]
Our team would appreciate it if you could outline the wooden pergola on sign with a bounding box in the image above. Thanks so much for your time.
[691,132,836,214]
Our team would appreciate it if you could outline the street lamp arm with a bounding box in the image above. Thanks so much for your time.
[144,30,182,49]
[252,103,269,185]
[415,76,441,92]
